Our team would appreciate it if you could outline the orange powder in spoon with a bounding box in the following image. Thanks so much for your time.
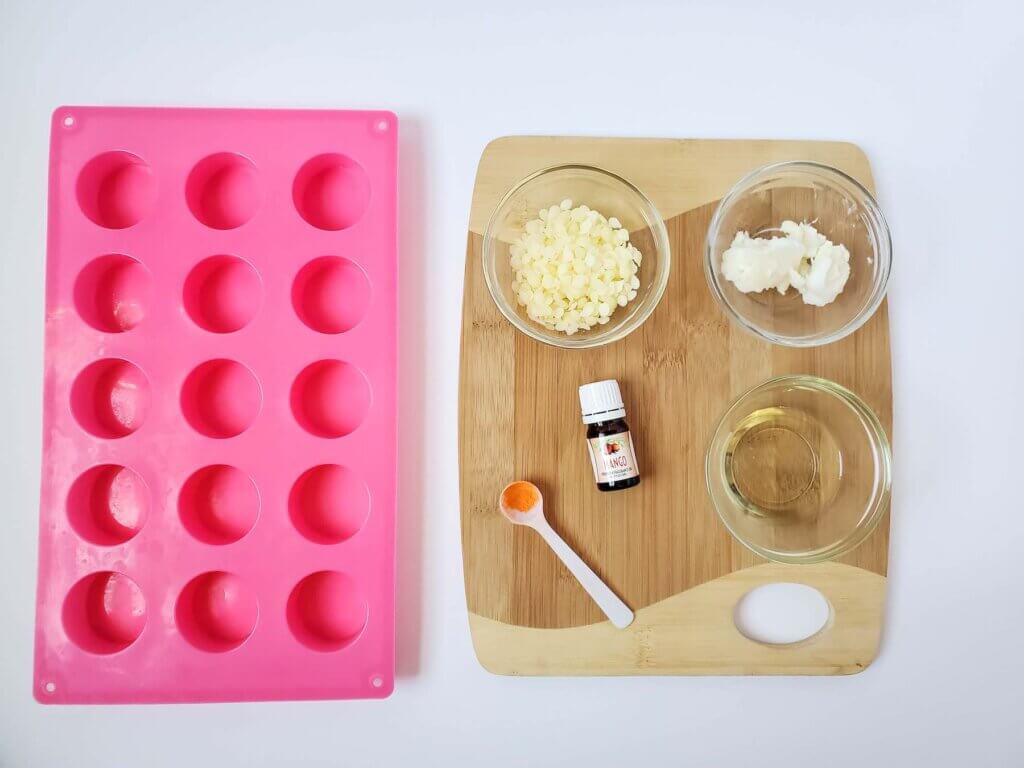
[501,481,539,513]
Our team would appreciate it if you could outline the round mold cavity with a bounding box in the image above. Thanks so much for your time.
[179,465,259,545]
[734,583,832,645]
[186,152,262,230]
[287,571,367,651]
[74,254,151,332]
[292,256,371,334]
[288,465,370,544]
[62,571,146,654]
[76,151,155,229]
[175,571,258,652]
[183,255,262,333]
[70,358,151,439]
[67,464,148,546]
[292,154,370,231]
[181,359,261,439]
[290,360,371,438]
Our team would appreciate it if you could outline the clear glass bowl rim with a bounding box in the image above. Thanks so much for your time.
[705,374,893,565]
[482,163,672,350]
[703,160,893,348]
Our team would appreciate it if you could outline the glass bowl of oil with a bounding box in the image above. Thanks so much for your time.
[706,375,891,564]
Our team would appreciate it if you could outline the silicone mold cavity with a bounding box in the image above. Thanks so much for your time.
[293,154,370,231]
[176,571,258,652]
[76,151,155,229]
[181,359,261,438]
[289,464,369,544]
[186,153,262,230]
[74,254,151,332]
[292,256,371,334]
[62,572,147,654]
[67,464,148,545]
[290,360,371,438]
[70,358,151,438]
[179,465,259,545]
[287,571,367,651]
[184,255,262,333]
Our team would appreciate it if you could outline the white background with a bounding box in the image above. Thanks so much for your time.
[2,0,1022,765]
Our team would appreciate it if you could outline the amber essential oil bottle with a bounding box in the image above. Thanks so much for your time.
[579,379,640,492]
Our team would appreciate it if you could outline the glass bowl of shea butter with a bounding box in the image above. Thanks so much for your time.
[483,165,671,349]
[704,161,891,347]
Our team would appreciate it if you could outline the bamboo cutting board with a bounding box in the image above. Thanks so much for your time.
[459,137,891,675]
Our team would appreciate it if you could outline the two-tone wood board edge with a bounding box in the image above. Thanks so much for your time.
[459,137,892,675]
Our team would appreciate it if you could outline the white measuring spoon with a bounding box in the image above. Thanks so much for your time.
[498,481,634,629]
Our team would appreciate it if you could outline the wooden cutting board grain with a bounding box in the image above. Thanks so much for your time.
[459,137,891,675]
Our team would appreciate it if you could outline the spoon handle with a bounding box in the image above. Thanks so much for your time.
[535,520,634,629]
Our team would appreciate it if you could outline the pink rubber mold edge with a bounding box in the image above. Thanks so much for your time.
[34,106,398,703]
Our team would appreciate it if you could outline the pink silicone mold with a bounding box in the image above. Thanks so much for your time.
[35,106,398,703]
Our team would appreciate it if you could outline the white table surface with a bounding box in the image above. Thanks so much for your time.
[2,0,1023,765]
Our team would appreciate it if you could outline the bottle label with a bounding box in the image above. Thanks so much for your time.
[587,431,639,484]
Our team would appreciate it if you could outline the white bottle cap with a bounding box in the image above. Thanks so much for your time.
[579,379,626,424]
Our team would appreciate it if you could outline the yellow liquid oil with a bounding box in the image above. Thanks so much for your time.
[723,407,842,524]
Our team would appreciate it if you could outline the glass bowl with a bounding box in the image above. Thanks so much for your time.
[482,165,671,349]
[705,375,891,564]
[705,161,891,347]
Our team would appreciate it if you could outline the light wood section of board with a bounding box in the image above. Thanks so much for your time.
[468,562,885,676]
[468,137,874,236]
[459,137,892,675]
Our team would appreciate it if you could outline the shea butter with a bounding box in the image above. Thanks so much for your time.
[721,221,850,306]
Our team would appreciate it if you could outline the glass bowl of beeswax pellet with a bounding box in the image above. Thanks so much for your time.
[482,164,671,349]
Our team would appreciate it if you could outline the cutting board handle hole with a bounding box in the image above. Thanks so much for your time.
[734,583,832,645]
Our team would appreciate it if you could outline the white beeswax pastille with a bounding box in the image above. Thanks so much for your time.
[510,200,642,335]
